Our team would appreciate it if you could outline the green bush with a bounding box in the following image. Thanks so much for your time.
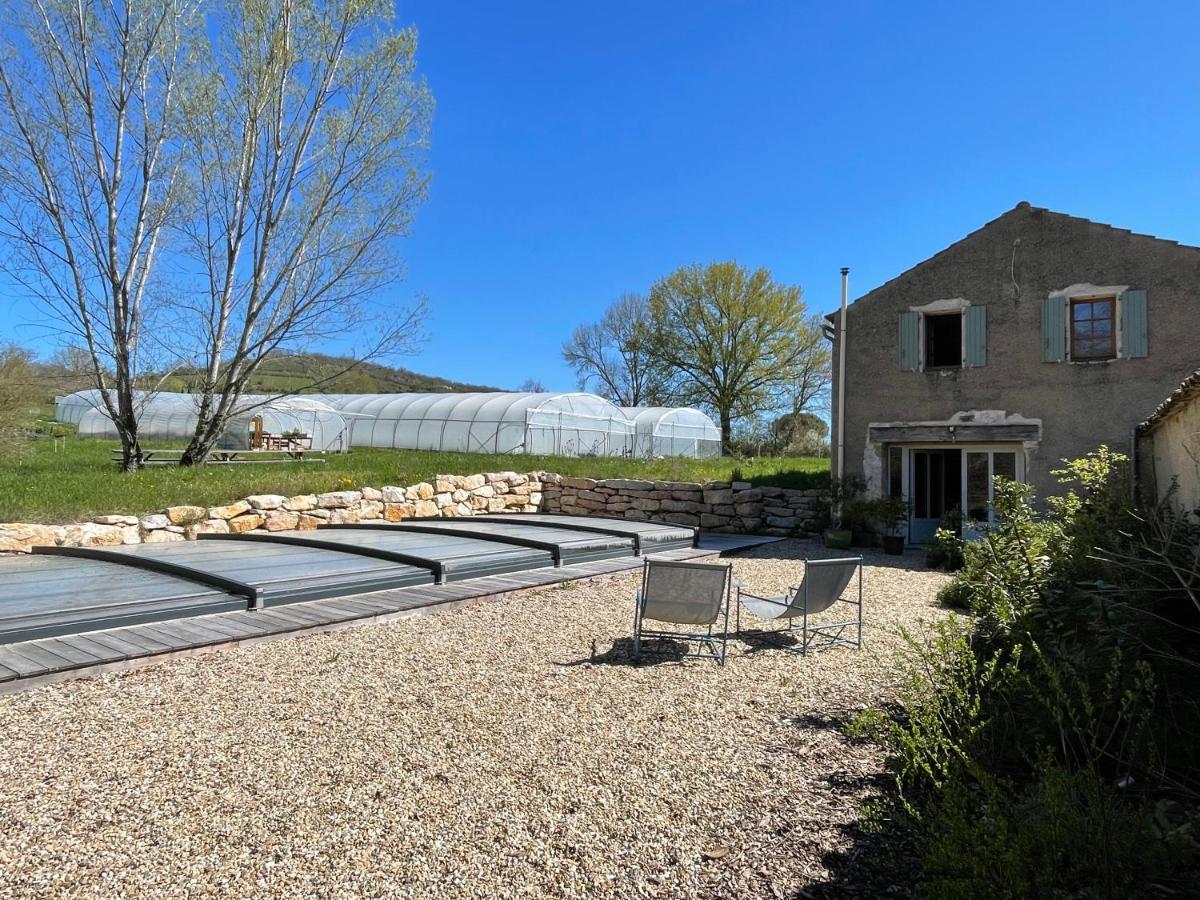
[926,526,965,571]
[855,447,1200,896]
[935,578,972,610]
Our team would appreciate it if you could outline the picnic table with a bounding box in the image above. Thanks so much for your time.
[110,448,327,466]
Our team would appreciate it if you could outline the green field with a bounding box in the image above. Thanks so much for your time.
[0,438,829,523]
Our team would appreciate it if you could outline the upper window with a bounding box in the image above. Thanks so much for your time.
[899,304,986,372]
[1070,297,1116,360]
[924,312,962,368]
[1042,287,1146,364]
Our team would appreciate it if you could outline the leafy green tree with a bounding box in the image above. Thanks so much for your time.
[0,345,39,455]
[646,262,823,446]
[770,410,829,456]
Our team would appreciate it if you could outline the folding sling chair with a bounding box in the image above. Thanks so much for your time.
[632,558,733,665]
[736,556,863,654]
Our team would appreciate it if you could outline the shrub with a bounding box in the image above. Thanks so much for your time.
[856,447,1200,896]
[828,475,866,530]
[936,578,972,610]
[926,526,964,571]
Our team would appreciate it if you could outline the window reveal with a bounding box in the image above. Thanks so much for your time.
[924,312,963,368]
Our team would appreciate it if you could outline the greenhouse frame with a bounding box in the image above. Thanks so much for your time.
[67,391,352,452]
[622,407,722,459]
[324,392,634,456]
[57,389,727,459]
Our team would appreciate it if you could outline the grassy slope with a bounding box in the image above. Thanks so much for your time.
[0,439,829,523]
[153,353,503,395]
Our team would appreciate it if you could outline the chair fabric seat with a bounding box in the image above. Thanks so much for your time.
[738,594,793,621]
[632,558,732,665]
[641,591,724,626]
[734,556,864,656]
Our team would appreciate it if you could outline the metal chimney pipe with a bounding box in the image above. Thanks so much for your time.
[836,268,849,492]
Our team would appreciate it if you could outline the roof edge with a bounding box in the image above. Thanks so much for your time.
[826,202,1200,321]
[1138,368,1200,434]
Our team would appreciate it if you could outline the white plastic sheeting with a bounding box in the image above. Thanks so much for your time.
[68,391,351,452]
[622,407,722,459]
[58,388,725,458]
[54,389,109,425]
[325,392,633,456]
[216,397,351,452]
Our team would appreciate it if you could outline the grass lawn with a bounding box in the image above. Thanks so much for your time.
[0,437,829,523]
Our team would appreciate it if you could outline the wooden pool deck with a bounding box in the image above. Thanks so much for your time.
[0,533,781,694]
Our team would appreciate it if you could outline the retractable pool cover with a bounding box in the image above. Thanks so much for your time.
[0,554,246,643]
[48,541,435,609]
[198,529,554,583]
[0,513,695,646]
[325,519,635,566]
[462,513,698,553]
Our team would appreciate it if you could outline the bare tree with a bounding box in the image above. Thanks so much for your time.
[517,378,546,393]
[173,0,432,464]
[0,0,196,470]
[0,0,431,469]
[562,292,671,407]
[786,314,832,416]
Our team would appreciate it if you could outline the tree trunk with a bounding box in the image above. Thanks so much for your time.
[720,409,732,452]
[179,435,218,467]
[179,403,229,466]
[179,400,227,466]
[114,399,143,472]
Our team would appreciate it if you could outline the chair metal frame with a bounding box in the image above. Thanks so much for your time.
[736,556,863,655]
[632,558,733,666]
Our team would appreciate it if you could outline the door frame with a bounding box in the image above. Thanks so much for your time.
[895,443,1026,544]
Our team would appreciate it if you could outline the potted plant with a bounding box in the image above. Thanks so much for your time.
[845,499,879,547]
[823,475,865,550]
[872,496,910,555]
[925,510,965,570]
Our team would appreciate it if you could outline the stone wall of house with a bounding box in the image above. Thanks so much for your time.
[0,471,828,553]
[831,201,1200,500]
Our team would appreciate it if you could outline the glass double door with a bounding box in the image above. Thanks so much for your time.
[904,445,1021,544]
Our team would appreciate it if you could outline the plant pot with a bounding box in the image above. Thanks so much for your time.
[823,528,852,550]
[851,528,878,548]
[882,534,905,555]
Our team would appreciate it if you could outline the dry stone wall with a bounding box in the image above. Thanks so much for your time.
[540,475,825,535]
[0,471,827,553]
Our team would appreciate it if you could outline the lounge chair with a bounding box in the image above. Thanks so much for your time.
[736,556,863,654]
[632,559,732,665]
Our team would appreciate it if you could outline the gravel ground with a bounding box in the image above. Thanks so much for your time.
[0,539,950,899]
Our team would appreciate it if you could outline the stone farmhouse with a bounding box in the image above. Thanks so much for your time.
[830,201,1200,542]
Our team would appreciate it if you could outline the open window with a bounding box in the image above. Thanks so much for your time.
[899,303,986,371]
[924,312,963,368]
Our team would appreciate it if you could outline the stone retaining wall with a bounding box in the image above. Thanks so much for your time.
[541,474,826,535]
[0,471,828,553]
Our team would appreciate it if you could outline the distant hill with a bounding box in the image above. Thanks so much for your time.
[159,353,504,395]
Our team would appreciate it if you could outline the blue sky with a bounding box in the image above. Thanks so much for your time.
[3,1,1198,391]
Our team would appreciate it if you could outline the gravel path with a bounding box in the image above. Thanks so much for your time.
[0,539,950,899]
